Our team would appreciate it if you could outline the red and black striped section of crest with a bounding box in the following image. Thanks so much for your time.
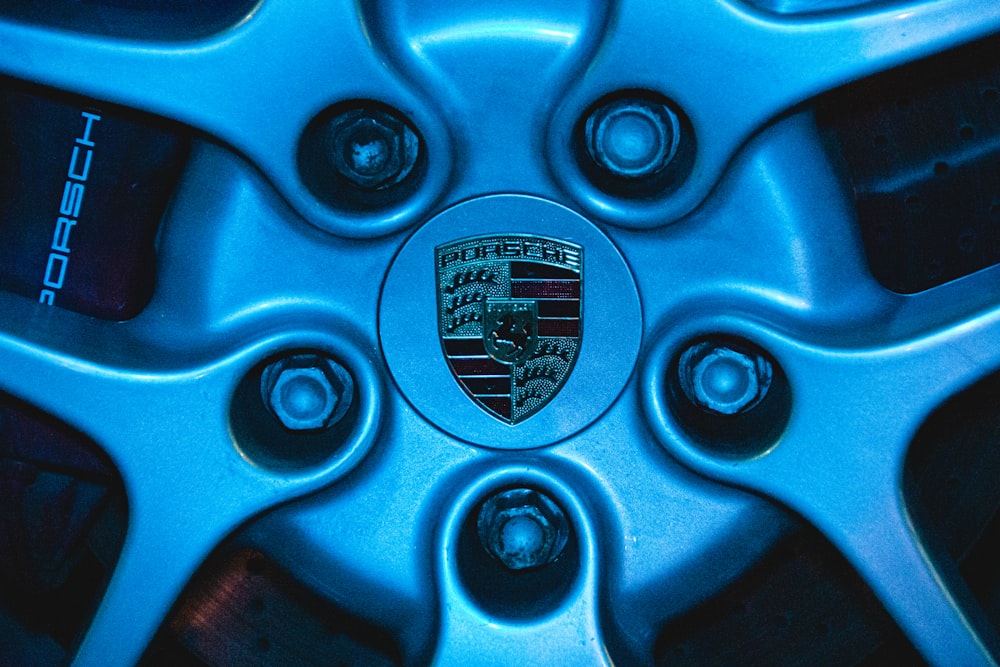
[442,337,513,420]
[510,262,580,338]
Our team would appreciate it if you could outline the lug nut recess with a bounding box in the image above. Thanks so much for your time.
[260,352,354,432]
[477,488,570,571]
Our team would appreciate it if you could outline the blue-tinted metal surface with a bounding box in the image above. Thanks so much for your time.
[0,0,999,664]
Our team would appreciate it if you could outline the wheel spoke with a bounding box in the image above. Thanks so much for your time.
[0,330,375,665]
[562,0,1000,223]
[731,0,1000,125]
[875,264,1000,350]
[362,0,609,197]
[742,408,999,663]
[619,113,890,329]
[0,321,382,662]
[248,410,479,645]
[139,143,397,341]
[0,325,133,440]
[810,480,997,666]
[432,599,612,667]
[555,397,797,643]
[70,491,238,667]
[0,336,255,665]
[859,294,1000,419]
[0,1,399,195]
[0,325,228,480]
[432,475,610,667]
[647,263,1000,660]
[769,364,1000,662]
[675,299,1000,661]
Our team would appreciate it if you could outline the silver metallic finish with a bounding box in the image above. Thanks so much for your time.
[328,108,419,190]
[261,353,354,431]
[678,341,773,415]
[585,97,681,179]
[477,488,570,571]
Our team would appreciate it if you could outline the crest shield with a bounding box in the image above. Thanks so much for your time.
[436,234,583,424]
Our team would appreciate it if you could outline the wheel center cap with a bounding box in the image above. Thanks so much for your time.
[380,195,641,449]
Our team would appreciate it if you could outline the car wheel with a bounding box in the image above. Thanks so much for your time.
[2,0,1000,665]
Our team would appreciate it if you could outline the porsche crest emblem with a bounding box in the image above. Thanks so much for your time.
[436,234,582,424]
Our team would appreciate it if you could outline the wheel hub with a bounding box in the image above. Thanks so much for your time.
[380,194,641,449]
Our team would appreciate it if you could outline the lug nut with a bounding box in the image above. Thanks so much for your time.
[326,107,419,190]
[678,341,773,415]
[585,96,681,180]
[260,353,354,431]
[477,488,569,571]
